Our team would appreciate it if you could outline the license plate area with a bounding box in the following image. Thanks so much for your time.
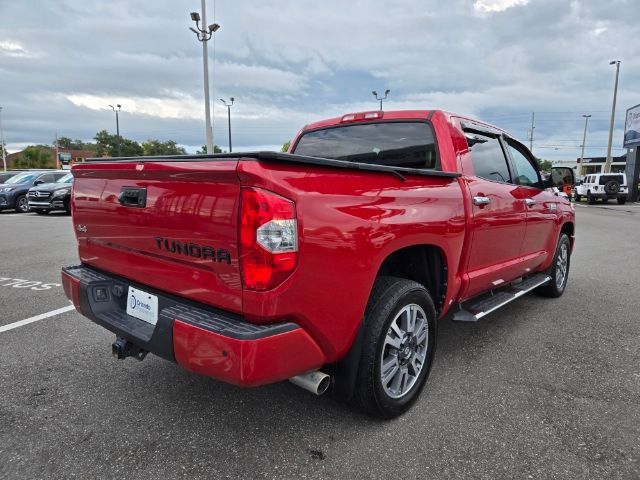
[126,286,159,326]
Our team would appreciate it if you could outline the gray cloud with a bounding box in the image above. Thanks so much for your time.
[0,0,638,159]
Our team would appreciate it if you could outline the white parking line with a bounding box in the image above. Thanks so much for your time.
[0,305,75,333]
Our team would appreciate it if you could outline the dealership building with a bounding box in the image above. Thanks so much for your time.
[552,154,627,176]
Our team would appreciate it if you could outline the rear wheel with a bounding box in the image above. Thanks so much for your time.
[353,276,436,419]
[15,195,29,213]
[617,197,627,205]
[537,233,570,298]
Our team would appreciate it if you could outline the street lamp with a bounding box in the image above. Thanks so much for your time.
[109,104,122,157]
[0,106,6,172]
[372,89,390,111]
[578,114,591,177]
[604,60,621,174]
[189,1,220,155]
[219,97,234,153]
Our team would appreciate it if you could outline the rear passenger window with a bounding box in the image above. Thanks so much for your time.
[39,174,54,183]
[466,133,511,183]
[507,143,541,188]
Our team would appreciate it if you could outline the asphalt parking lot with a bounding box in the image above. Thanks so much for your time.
[0,204,638,480]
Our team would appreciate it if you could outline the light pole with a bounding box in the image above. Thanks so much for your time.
[219,97,234,153]
[109,104,122,157]
[0,106,6,172]
[578,114,591,177]
[372,89,390,111]
[604,60,621,174]
[189,2,220,155]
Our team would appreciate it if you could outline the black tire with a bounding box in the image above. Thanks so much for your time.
[602,197,608,203]
[603,180,619,195]
[34,210,49,215]
[587,192,596,204]
[15,195,29,213]
[574,194,581,202]
[617,197,627,205]
[536,233,570,298]
[353,276,437,419]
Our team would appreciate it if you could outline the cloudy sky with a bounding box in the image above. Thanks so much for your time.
[1,0,638,160]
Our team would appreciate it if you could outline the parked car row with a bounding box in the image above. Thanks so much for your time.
[0,170,72,214]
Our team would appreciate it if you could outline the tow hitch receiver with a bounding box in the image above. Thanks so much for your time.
[112,337,148,361]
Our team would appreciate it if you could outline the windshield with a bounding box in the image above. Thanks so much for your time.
[5,172,38,184]
[293,121,438,169]
[57,173,74,183]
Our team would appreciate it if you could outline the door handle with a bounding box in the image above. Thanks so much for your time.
[524,198,536,207]
[472,196,491,206]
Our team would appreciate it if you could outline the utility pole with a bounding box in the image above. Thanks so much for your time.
[604,60,621,174]
[372,89,390,111]
[219,97,234,152]
[0,106,6,172]
[578,114,591,178]
[190,2,220,155]
[109,104,122,157]
[55,132,59,169]
[529,112,535,153]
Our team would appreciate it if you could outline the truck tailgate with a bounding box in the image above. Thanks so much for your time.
[72,160,243,314]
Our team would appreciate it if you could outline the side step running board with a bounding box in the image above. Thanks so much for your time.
[453,274,551,322]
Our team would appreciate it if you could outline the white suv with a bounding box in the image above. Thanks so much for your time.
[574,173,628,205]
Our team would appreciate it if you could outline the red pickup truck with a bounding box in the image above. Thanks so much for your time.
[62,109,575,418]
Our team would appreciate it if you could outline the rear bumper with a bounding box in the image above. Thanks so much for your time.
[589,192,627,199]
[61,265,325,387]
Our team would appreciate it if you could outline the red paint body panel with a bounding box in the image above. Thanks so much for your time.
[72,161,243,314]
[172,319,325,387]
[67,109,575,388]
[236,159,466,360]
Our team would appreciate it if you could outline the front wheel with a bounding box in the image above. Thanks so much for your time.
[353,276,437,419]
[587,192,596,204]
[537,233,570,298]
[15,195,29,213]
[574,194,581,202]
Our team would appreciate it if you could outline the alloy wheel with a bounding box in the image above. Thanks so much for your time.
[380,304,429,399]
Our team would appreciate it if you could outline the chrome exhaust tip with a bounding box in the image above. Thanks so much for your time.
[289,371,330,395]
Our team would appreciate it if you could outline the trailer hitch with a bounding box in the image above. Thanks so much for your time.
[111,337,148,361]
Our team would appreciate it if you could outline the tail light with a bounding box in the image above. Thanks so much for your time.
[340,111,384,123]
[240,187,298,291]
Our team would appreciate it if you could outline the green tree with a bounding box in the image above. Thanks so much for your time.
[196,144,222,154]
[14,146,54,168]
[536,158,553,172]
[281,141,291,153]
[141,139,187,156]
[57,136,74,149]
[94,130,142,157]
[56,136,97,151]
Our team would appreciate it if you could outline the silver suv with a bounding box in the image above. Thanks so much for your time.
[574,173,628,205]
